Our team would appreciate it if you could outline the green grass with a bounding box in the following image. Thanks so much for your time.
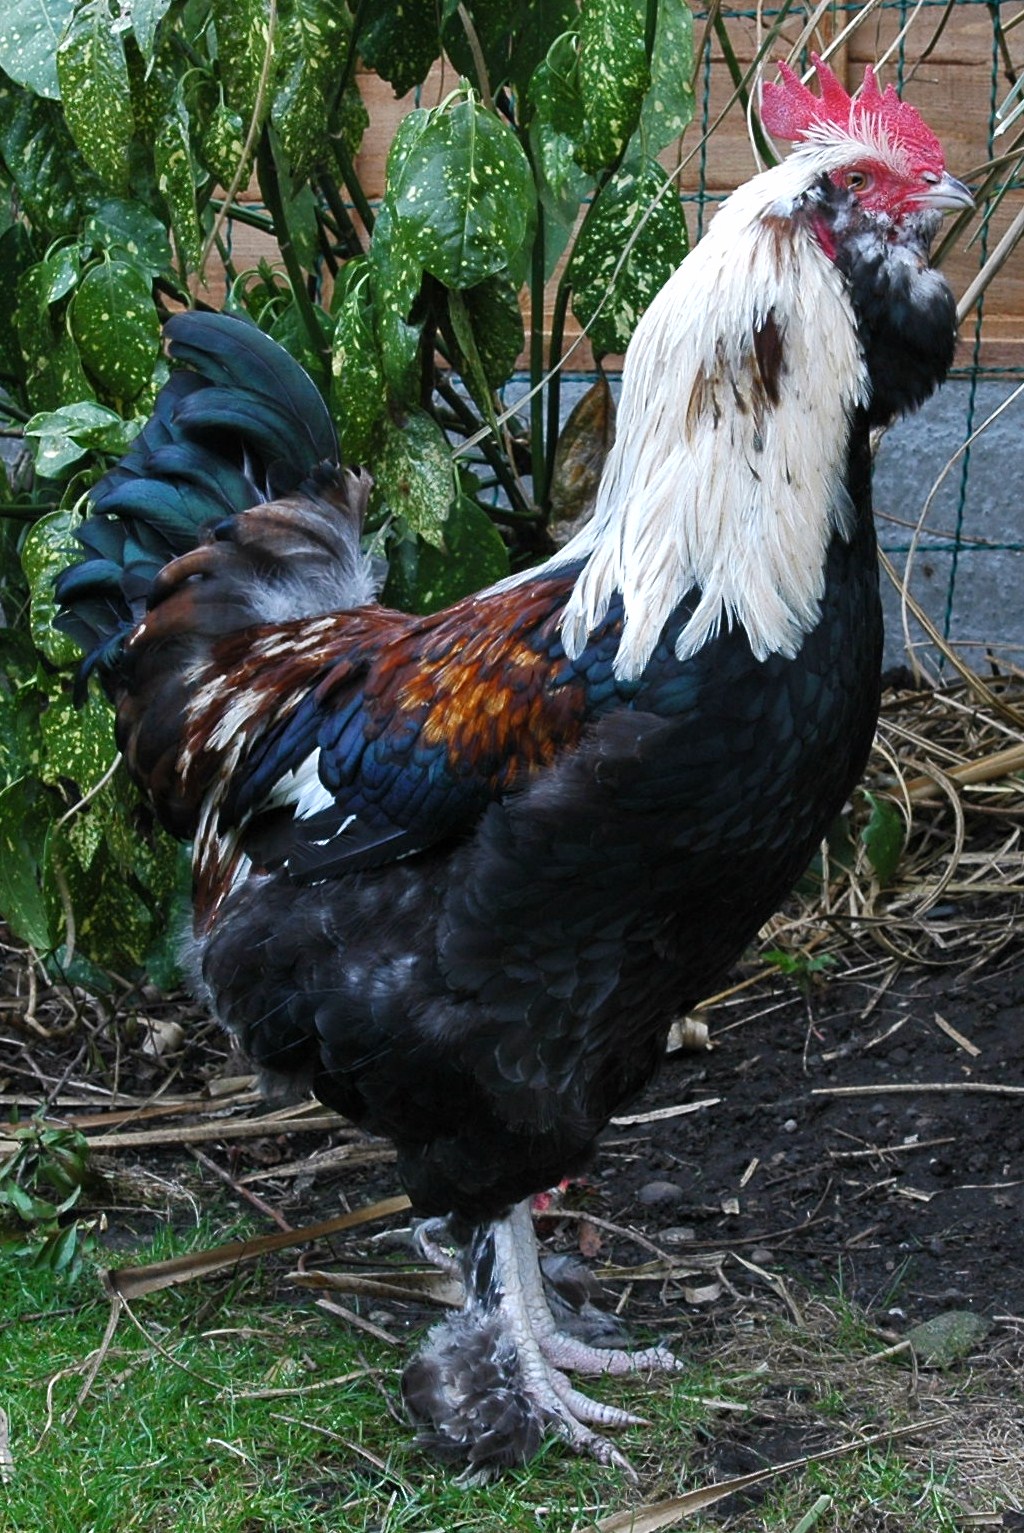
[0,1216,985,1533]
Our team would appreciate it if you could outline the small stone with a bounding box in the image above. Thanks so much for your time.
[661,1225,697,1245]
[638,1179,685,1208]
[782,1118,798,1134]
[904,1310,992,1368]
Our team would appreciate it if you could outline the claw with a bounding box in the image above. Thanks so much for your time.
[539,1333,684,1376]
[403,1198,682,1475]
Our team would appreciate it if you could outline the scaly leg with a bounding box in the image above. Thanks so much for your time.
[403,1199,682,1475]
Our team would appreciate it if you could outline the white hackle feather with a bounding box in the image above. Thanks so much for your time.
[501,140,883,681]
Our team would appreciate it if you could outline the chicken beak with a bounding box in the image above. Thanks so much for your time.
[914,173,975,213]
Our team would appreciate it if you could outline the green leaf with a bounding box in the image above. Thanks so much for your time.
[335,76,369,159]
[41,242,80,303]
[576,0,649,174]
[528,32,594,253]
[211,0,272,125]
[463,273,525,388]
[0,84,101,237]
[369,200,424,401]
[56,0,134,192]
[389,95,533,288]
[638,0,695,157]
[83,198,174,277]
[0,635,46,789]
[200,99,251,187]
[860,791,905,886]
[24,399,134,477]
[569,155,687,354]
[384,491,509,613]
[331,260,387,463]
[440,0,516,90]
[0,0,73,98]
[521,1,579,91]
[70,258,160,399]
[272,0,350,180]
[155,91,202,268]
[0,223,35,380]
[40,686,117,793]
[359,0,439,97]
[373,407,455,548]
[0,777,58,951]
[130,0,172,62]
[20,507,90,663]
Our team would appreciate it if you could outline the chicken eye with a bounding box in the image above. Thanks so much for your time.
[844,170,871,193]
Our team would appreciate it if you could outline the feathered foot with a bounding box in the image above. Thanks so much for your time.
[402,1199,682,1476]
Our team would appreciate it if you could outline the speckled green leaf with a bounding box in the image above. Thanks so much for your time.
[21,508,89,663]
[370,199,424,402]
[34,331,95,412]
[461,273,524,389]
[384,493,508,613]
[0,224,35,379]
[272,0,349,179]
[42,242,79,302]
[130,0,172,61]
[638,0,695,156]
[569,156,687,354]
[39,685,117,792]
[359,0,439,97]
[70,259,159,398]
[331,260,387,463]
[25,398,135,476]
[155,91,202,267]
[0,778,58,950]
[442,0,577,97]
[200,99,251,187]
[577,0,648,174]
[0,85,100,237]
[16,261,57,379]
[56,0,134,192]
[389,96,533,288]
[335,77,369,159]
[84,198,174,277]
[43,821,152,972]
[0,634,47,789]
[373,407,456,548]
[441,0,517,91]
[528,32,594,274]
[0,0,73,98]
[211,0,271,125]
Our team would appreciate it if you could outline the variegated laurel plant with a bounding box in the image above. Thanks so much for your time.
[0,0,694,979]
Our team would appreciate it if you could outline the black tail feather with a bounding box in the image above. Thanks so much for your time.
[54,310,342,685]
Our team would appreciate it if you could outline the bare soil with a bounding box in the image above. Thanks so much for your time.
[6,937,1024,1328]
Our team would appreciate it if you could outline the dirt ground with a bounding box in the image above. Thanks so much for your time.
[602,955,1024,1326]
[6,934,1024,1328]
[289,948,1024,1332]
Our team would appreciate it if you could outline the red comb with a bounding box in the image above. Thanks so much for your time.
[761,54,944,173]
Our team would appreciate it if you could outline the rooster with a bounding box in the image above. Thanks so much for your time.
[56,59,970,1474]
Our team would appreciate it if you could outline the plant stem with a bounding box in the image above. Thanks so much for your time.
[436,375,528,515]
[529,200,547,507]
[256,133,330,371]
[713,13,776,165]
[317,175,365,259]
[543,276,573,509]
[330,135,376,236]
